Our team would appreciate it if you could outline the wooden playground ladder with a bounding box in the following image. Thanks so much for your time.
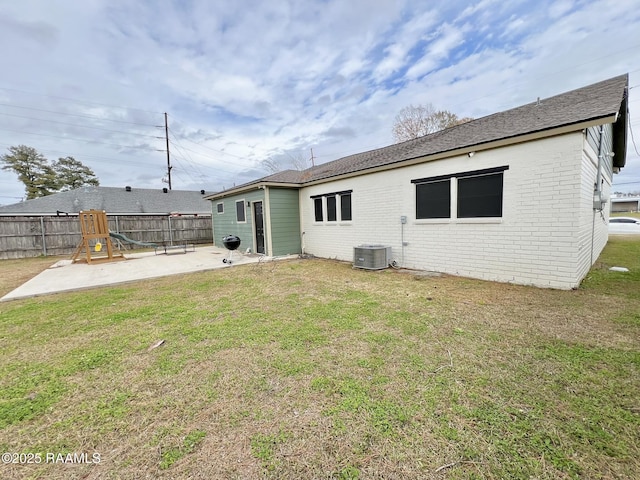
[71,210,125,264]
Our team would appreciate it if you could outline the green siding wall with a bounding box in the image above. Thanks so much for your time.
[269,188,301,256]
[211,190,265,252]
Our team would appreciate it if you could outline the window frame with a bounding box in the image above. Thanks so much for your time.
[415,178,451,219]
[313,197,324,222]
[216,202,224,214]
[311,190,353,223]
[340,193,352,222]
[412,166,508,221]
[326,195,337,222]
[456,171,504,219]
[235,199,246,223]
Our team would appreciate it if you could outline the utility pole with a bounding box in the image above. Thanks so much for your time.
[164,112,172,190]
[310,148,315,167]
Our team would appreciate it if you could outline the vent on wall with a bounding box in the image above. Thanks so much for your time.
[353,245,392,270]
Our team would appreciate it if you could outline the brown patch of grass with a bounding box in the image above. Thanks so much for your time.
[0,242,638,479]
[0,256,62,297]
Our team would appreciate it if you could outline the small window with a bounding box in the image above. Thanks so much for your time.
[326,195,337,221]
[416,180,450,219]
[216,202,224,214]
[314,198,323,222]
[340,193,352,221]
[236,200,246,222]
[457,172,503,218]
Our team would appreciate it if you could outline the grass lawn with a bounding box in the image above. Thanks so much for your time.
[611,212,640,219]
[0,239,638,479]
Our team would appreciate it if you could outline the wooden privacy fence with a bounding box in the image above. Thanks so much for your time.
[0,214,213,260]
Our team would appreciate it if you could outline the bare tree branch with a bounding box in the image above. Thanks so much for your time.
[392,104,473,143]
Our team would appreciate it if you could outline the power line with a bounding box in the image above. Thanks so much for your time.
[0,86,163,115]
[168,132,210,179]
[0,142,145,165]
[0,102,159,127]
[628,110,640,157]
[167,141,244,176]
[0,111,160,138]
[0,127,158,151]
[166,140,255,170]
[613,181,640,186]
[166,114,257,164]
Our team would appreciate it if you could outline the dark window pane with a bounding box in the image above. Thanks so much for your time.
[416,180,450,219]
[457,173,503,218]
[327,195,337,221]
[341,194,352,221]
[236,200,245,222]
[314,198,323,222]
[217,203,223,213]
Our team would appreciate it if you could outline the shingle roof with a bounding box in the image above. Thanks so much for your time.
[206,74,629,200]
[302,74,628,183]
[0,186,212,215]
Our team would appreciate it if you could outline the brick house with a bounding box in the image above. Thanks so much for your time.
[206,74,629,289]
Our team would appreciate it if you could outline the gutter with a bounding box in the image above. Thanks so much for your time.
[204,181,303,201]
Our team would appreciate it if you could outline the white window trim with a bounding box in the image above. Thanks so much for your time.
[313,197,324,224]
[235,199,247,223]
[326,194,338,222]
[338,193,352,223]
[414,168,507,222]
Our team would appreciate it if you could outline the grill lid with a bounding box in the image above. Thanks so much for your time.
[222,235,241,251]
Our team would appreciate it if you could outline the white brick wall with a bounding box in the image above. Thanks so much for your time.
[300,132,602,289]
[577,136,612,282]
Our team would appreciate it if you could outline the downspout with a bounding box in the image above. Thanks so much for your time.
[590,126,606,265]
[299,191,305,255]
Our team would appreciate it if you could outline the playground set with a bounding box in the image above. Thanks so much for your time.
[71,210,193,264]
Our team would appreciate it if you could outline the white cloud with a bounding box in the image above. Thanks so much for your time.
[0,0,639,203]
[405,23,470,80]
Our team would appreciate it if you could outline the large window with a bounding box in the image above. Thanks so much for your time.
[416,179,450,219]
[340,193,352,221]
[314,198,323,222]
[326,195,337,221]
[457,172,504,218]
[236,200,246,222]
[412,166,508,220]
[312,190,353,222]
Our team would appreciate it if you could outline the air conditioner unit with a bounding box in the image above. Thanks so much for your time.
[353,245,392,270]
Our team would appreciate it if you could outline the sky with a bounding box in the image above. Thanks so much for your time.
[0,0,639,206]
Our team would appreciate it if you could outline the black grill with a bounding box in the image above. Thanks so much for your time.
[222,235,241,264]
[222,235,241,251]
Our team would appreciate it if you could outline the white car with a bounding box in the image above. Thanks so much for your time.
[609,216,640,234]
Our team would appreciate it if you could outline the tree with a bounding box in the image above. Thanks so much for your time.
[0,145,57,199]
[1,145,100,200]
[392,103,473,143]
[52,156,99,191]
[262,151,310,173]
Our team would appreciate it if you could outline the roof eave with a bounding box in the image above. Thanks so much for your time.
[204,181,302,200]
[611,91,628,170]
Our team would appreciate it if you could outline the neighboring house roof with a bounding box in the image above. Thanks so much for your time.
[0,186,212,215]
[206,74,628,200]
